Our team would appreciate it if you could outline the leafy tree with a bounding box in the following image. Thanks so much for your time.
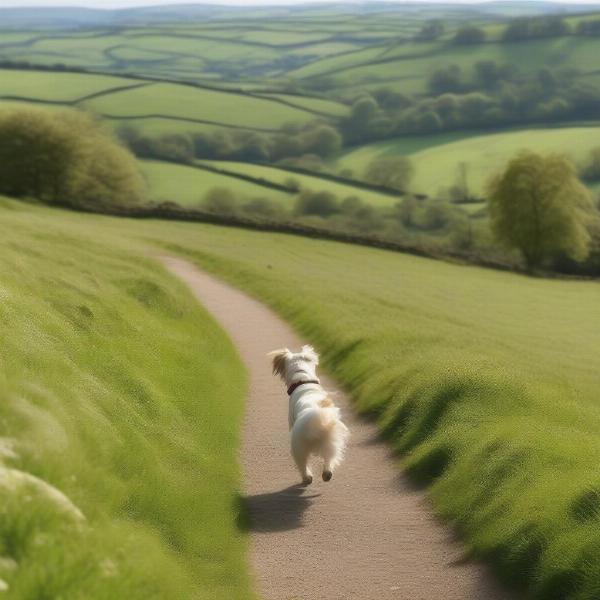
[453,26,486,45]
[300,125,342,158]
[487,151,594,269]
[580,147,600,181]
[416,20,445,41]
[363,157,414,191]
[428,65,463,95]
[0,107,143,209]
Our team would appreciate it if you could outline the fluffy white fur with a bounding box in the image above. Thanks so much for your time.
[269,345,349,485]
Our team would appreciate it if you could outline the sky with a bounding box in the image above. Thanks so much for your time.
[1,0,600,7]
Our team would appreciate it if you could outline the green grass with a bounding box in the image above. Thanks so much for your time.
[202,160,398,207]
[0,198,253,599]
[141,160,289,205]
[107,216,600,600]
[257,93,349,117]
[338,126,600,197]
[82,82,321,130]
[0,69,139,102]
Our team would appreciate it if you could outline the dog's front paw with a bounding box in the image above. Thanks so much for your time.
[322,470,332,482]
[302,475,313,486]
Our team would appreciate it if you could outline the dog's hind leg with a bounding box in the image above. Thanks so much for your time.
[291,434,313,485]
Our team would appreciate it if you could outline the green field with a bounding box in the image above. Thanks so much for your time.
[338,126,600,197]
[141,160,290,205]
[0,198,253,599]
[201,160,399,207]
[0,70,343,135]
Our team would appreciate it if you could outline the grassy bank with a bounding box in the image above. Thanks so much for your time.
[128,217,600,600]
[0,198,253,599]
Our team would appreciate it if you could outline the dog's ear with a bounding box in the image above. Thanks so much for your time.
[268,348,290,377]
[301,344,319,364]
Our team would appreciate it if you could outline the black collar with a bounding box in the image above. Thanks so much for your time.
[287,380,320,396]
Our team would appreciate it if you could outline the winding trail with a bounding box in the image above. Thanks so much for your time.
[161,256,513,600]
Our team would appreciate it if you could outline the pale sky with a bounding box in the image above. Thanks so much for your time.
[1,0,600,7]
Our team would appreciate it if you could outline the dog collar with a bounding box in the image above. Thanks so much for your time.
[287,380,320,396]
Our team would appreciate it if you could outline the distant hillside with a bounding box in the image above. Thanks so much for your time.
[1,2,599,29]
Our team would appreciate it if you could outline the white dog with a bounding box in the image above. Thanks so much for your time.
[269,345,349,485]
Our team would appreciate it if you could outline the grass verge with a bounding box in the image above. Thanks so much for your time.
[0,198,253,599]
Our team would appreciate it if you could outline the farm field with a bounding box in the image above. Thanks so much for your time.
[201,160,400,207]
[0,69,346,135]
[141,160,291,205]
[338,126,600,197]
[0,198,253,599]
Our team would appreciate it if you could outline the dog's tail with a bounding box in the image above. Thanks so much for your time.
[309,401,349,479]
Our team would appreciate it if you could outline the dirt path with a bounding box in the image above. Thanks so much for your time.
[161,256,512,600]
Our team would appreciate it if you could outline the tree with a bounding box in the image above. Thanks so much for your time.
[294,189,339,217]
[453,26,486,45]
[487,151,594,270]
[428,65,463,95]
[581,147,600,181]
[0,107,144,209]
[300,125,342,158]
[363,157,414,191]
[416,20,445,41]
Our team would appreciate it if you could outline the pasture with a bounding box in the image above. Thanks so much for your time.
[201,160,400,207]
[0,198,253,599]
[141,160,290,205]
[338,126,600,197]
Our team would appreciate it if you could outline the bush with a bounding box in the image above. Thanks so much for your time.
[363,157,414,191]
[294,189,340,217]
[202,187,238,216]
[0,107,144,209]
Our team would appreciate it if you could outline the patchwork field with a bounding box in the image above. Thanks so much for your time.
[0,69,347,136]
[338,126,600,197]
[141,160,290,205]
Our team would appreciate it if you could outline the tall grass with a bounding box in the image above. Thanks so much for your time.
[136,219,600,600]
[0,198,253,599]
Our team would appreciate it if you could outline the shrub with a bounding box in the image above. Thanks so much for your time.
[202,187,239,216]
[294,189,340,217]
[0,107,144,209]
[363,157,414,191]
